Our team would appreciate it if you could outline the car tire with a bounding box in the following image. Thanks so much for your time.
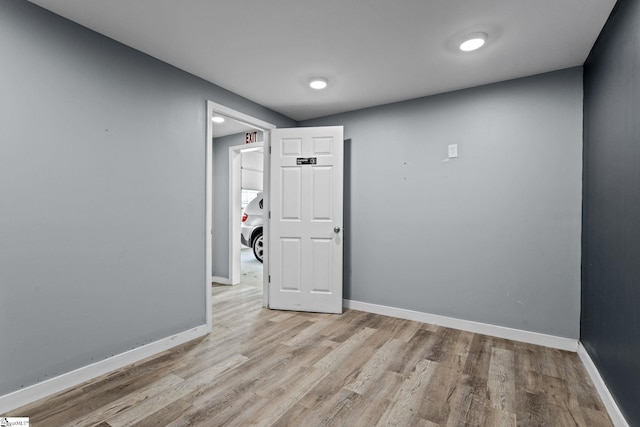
[252,232,264,263]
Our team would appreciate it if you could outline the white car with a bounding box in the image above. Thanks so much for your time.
[240,193,264,263]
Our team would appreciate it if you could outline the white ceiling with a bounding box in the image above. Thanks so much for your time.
[212,115,258,139]
[29,0,616,121]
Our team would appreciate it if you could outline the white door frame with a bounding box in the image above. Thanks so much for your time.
[205,101,214,331]
[206,101,275,310]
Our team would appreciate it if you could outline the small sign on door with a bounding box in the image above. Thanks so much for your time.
[245,131,258,144]
[296,157,317,165]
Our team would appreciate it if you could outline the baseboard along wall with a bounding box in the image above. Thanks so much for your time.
[343,299,578,351]
[1,299,628,426]
[211,276,231,285]
[0,324,209,415]
[343,299,630,426]
[577,344,629,427]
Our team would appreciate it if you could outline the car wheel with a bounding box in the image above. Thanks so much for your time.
[252,232,264,263]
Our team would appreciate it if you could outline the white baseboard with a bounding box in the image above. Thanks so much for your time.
[343,299,578,352]
[0,324,209,415]
[211,276,231,285]
[577,344,629,427]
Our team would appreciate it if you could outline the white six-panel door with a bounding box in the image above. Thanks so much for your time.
[268,126,344,313]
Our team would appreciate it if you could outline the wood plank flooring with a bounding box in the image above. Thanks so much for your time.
[5,282,613,426]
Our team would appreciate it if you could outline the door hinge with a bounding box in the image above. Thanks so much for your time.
[269,146,272,154]
[269,211,271,219]
[268,275,271,283]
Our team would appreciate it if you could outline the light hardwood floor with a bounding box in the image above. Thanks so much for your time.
[6,282,612,426]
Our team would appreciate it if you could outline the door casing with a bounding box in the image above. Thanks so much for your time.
[207,101,275,308]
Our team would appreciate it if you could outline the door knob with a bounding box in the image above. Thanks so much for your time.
[334,226,341,233]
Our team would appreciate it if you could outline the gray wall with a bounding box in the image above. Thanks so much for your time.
[301,68,583,339]
[0,0,586,401]
[0,0,291,396]
[582,0,640,424]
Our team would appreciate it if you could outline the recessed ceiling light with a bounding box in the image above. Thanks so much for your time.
[212,116,225,123]
[460,33,487,52]
[309,77,328,90]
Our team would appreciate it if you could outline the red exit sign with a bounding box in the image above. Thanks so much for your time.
[245,131,258,144]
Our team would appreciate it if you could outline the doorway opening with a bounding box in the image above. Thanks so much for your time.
[207,101,275,308]
[233,143,264,288]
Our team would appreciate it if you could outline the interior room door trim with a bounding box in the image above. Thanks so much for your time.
[206,101,214,330]
[207,101,275,310]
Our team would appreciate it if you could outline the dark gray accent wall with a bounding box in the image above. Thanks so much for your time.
[301,68,584,339]
[582,0,640,424]
[0,0,292,396]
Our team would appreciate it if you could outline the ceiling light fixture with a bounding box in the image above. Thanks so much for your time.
[212,116,225,123]
[309,77,328,90]
[459,32,487,52]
